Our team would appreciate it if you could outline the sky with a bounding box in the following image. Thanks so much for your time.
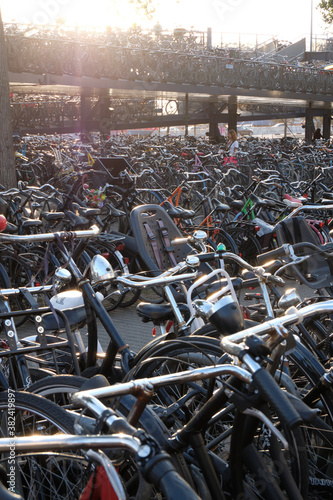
[0,0,328,41]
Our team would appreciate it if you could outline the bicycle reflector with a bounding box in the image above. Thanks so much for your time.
[0,215,7,232]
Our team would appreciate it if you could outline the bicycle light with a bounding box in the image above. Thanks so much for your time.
[193,296,244,335]
[54,268,72,284]
[278,288,301,310]
[90,254,115,284]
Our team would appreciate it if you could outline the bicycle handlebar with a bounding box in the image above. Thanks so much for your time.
[144,454,200,500]
[250,364,303,429]
[115,272,198,288]
[257,241,333,266]
[0,225,100,243]
[284,204,333,219]
[221,299,333,352]
[0,433,199,500]
[72,365,252,401]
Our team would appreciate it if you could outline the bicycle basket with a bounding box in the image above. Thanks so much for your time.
[89,157,134,190]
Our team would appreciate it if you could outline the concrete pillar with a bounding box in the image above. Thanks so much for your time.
[208,102,221,143]
[80,87,92,141]
[184,93,189,136]
[305,103,314,144]
[323,108,331,141]
[228,95,237,132]
[207,27,212,50]
[98,89,111,138]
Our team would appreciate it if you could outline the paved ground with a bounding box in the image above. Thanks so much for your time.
[17,277,317,355]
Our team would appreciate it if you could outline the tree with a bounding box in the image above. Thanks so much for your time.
[0,8,16,188]
[318,0,333,25]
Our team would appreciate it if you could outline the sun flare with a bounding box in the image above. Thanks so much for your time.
[0,0,325,39]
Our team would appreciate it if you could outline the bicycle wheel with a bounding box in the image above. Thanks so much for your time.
[0,252,34,327]
[212,227,239,275]
[0,391,94,500]
[0,263,11,332]
[130,335,227,429]
[300,414,333,499]
[229,405,308,499]
[285,336,333,427]
[26,375,196,496]
[227,224,263,266]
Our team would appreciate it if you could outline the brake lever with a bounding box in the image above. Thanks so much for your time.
[274,255,310,276]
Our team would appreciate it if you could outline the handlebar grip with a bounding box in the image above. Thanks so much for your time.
[252,367,302,430]
[142,451,200,500]
[257,245,288,265]
[197,251,225,262]
[159,470,201,500]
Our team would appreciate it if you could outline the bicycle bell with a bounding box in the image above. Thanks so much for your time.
[192,230,208,242]
[185,255,200,268]
[193,295,244,335]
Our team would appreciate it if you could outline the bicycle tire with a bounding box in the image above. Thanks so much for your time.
[286,336,333,426]
[26,375,196,495]
[130,336,227,428]
[0,252,35,327]
[227,224,263,266]
[0,390,92,500]
[229,406,308,499]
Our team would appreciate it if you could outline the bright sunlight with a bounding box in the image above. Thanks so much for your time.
[0,0,325,38]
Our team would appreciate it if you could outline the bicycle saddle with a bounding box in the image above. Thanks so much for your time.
[64,210,89,229]
[20,217,43,229]
[3,221,17,234]
[211,198,230,212]
[72,204,101,218]
[162,200,195,219]
[40,211,66,222]
[224,197,243,211]
[136,302,190,325]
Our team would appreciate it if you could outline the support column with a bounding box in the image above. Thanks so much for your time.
[207,27,212,50]
[305,103,314,144]
[323,108,331,141]
[184,93,189,136]
[208,102,221,143]
[228,95,237,132]
[80,87,92,141]
[98,88,111,138]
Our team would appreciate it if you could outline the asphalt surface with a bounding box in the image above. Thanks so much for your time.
[17,277,318,355]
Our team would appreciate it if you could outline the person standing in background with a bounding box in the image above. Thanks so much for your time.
[220,129,239,167]
[227,129,239,156]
